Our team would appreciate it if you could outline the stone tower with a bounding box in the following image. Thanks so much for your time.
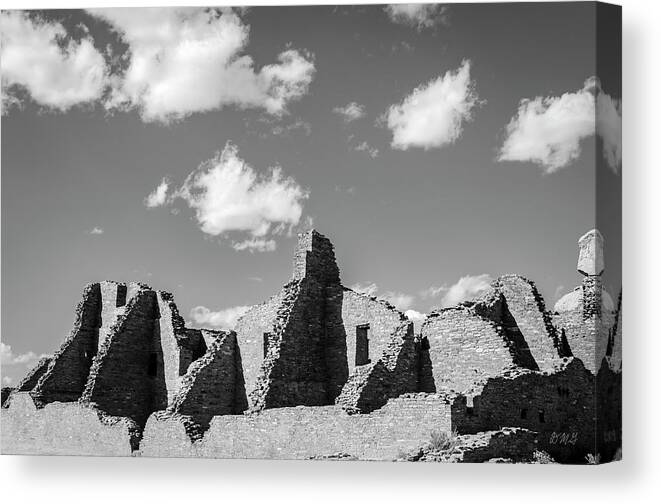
[578,229,605,318]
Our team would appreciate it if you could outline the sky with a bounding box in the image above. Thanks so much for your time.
[1,3,622,386]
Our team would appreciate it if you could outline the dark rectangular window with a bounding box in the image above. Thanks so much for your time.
[538,410,545,423]
[148,353,158,377]
[520,408,528,420]
[263,333,270,358]
[355,324,370,366]
[116,284,127,307]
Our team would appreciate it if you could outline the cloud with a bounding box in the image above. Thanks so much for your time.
[231,238,276,253]
[404,309,427,331]
[386,60,479,150]
[384,4,449,31]
[333,101,366,122]
[498,77,621,173]
[354,141,379,158]
[189,305,251,330]
[596,86,622,173]
[420,285,447,299]
[0,343,48,374]
[88,8,315,122]
[440,274,493,307]
[1,11,109,113]
[155,142,308,252]
[89,227,104,235]
[144,177,170,208]
[271,119,311,137]
[350,282,415,310]
[350,282,379,297]
[2,376,13,386]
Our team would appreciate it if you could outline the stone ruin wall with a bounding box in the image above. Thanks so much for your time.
[167,331,248,419]
[495,275,566,370]
[156,291,207,404]
[30,282,102,405]
[336,321,419,413]
[451,358,596,462]
[140,393,453,460]
[340,288,407,374]
[233,289,286,405]
[80,288,165,425]
[421,306,533,393]
[1,392,136,456]
[1,228,622,463]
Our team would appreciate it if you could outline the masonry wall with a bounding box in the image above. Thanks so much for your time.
[81,288,165,426]
[167,332,248,419]
[1,392,135,456]
[337,321,419,413]
[99,281,142,349]
[140,393,453,460]
[452,358,595,463]
[496,275,564,370]
[250,278,331,409]
[157,292,207,404]
[422,306,531,393]
[234,289,285,405]
[31,283,102,404]
[340,288,407,375]
[553,308,615,374]
[14,356,52,393]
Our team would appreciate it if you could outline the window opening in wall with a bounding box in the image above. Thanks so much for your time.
[355,324,370,366]
[116,284,127,307]
[538,409,545,423]
[520,408,528,420]
[148,352,158,377]
[263,333,270,358]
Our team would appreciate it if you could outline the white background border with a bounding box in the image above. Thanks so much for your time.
[1,1,658,502]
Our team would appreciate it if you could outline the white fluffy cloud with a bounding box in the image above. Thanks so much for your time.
[384,4,449,31]
[144,177,170,208]
[155,143,308,252]
[1,342,40,366]
[404,309,426,324]
[350,282,415,311]
[440,274,493,308]
[1,342,48,387]
[89,227,104,235]
[189,305,251,330]
[89,8,315,122]
[498,77,621,173]
[333,101,366,122]
[1,11,108,113]
[386,60,479,150]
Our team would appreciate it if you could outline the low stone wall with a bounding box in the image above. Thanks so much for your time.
[140,393,452,460]
[1,392,136,456]
[453,358,596,463]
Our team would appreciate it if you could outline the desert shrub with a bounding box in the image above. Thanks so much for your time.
[532,450,556,464]
[429,429,458,452]
[586,453,601,465]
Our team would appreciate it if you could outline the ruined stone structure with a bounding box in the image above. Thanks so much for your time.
[1,229,621,463]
